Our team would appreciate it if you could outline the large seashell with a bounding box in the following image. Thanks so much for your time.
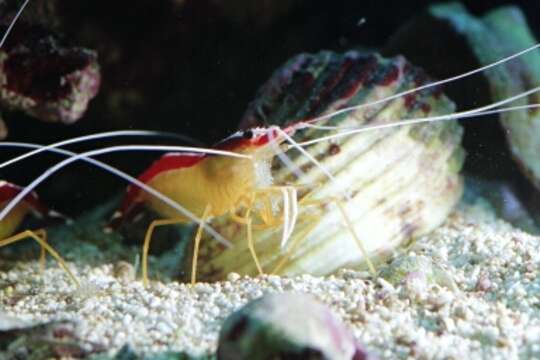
[189,50,465,281]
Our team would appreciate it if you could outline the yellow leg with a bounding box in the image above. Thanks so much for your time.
[334,200,376,275]
[34,229,47,272]
[237,186,298,275]
[228,207,264,276]
[246,215,263,276]
[229,212,275,230]
[229,211,249,225]
[191,205,212,285]
[142,217,188,287]
[254,186,294,227]
[0,230,79,286]
[291,192,377,276]
[254,191,280,227]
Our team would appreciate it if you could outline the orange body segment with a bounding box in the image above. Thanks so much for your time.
[0,201,29,239]
[117,128,282,225]
[144,154,258,220]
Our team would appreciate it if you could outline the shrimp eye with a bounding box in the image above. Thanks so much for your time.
[243,130,254,139]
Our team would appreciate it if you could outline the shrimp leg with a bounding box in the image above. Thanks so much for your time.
[244,210,261,276]
[141,205,212,286]
[35,229,47,272]
[0,229,79,286]
[142,217,189,286]
[299,196,377,275]
[191,205,212,284]
[226,186,298,277]
[227,199,264,276]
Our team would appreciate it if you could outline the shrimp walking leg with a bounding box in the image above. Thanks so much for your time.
[229,208,264,276]
[191,205,212,284]
[252,186,299,247]
[228,200,265,275]
[335,200,377,275]
[0,230,79,286]
[35,229,47,272]
[228,187,298,277]
[245,213,260,276]
[301,196,377,275]
[142,217,192,286]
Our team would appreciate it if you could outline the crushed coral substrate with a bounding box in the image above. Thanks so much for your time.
[1,198,540,359]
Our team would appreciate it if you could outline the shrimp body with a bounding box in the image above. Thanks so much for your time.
[116,127,282,224]
[0,180,47,238]
[112,126,298,284]
[0,202,28,239]
[135,152,265,220]
[0,201,28,238]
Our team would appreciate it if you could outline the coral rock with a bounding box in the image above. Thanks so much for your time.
[385,3,540,191]
[0,22,100,131]
[217,292,372,360]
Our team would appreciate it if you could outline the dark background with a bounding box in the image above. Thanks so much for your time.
[2,0,539,215]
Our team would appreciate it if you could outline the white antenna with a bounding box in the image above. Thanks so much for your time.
[0,0,30,48]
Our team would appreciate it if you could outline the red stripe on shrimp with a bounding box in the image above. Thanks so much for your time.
[119,152,206,217]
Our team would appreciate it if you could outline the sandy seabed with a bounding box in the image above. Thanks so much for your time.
[1,198,539,359]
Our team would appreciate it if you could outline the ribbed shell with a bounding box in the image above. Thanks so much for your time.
[188,50,465,280]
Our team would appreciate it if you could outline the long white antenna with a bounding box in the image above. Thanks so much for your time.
[0,142,233,247]
[0,130,204,169]
[0,0,29,48]
[297,91,540,147]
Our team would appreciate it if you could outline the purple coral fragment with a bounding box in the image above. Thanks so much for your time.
[0,23,100,125]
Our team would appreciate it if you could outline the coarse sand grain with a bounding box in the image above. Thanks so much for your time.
[1,198,539,359]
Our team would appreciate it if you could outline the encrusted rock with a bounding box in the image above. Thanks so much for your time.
[380,255,458,302]
[385,3,540,192]
[0,4,100,138]
[0,316,103,358]
[217,292,372,360]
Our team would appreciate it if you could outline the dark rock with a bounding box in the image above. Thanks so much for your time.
[384,3,540,225]
[0,315,104,358]
[217,292,373,360]
[0,21,100,127]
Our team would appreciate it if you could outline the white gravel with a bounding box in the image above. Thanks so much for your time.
[1,198,539,359]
